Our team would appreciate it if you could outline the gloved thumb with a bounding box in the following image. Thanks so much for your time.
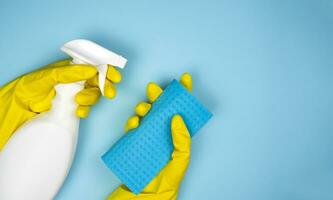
[52,64,97,84]
[171,114,191,161]
[160,114,191,186]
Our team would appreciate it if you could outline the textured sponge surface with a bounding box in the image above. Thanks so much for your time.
[102,80,212,194]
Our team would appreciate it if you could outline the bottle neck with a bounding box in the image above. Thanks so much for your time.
[45,83,83,133]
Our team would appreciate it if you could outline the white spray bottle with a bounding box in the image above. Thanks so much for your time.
[0,39,127,200]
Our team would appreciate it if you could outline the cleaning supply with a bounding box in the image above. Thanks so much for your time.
[109,115,191,200]
[108,74,194,199]
[102,79,212,194]
[0,39,127,200]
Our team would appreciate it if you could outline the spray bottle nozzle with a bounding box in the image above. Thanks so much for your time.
[61,39,127,96]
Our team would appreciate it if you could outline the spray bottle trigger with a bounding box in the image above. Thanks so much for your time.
[97,64,108,96]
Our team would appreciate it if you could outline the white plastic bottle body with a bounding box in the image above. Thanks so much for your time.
[0,83,82,200]
[0,39,127,200]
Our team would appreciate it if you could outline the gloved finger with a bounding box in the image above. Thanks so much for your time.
[76,105,90,118]
[161,115,191,186]
[141,115,191,191]
[106,65,122,83]
[84,66,121,87]
[85,75,99,88]
[104,79,117,99]
[171,115,191,160]
[84,73,117,99]
[125,116,139,132]
[29,89,56,113]
[135,102,151,117]
[147,82,163,103]
[163,115,191,187]
[180,72,192,92]
[53,65,97,84]
[124,102,151,134]
[75,87,101,106]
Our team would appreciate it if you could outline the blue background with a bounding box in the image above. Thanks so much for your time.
[0,0,332,199]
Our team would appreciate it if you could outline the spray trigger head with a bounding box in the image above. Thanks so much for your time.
[61,39,127,96]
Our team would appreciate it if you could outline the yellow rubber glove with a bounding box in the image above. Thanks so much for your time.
[108,73,192,200]
[0,59,122,150]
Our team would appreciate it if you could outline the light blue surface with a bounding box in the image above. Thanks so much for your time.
[102,80,212,194]
[0,0,332,199]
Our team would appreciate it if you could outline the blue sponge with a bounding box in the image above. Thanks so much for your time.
[102,80,212,194]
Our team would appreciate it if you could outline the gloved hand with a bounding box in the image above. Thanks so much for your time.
[0,59,122,150]
[108,73,192,200]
